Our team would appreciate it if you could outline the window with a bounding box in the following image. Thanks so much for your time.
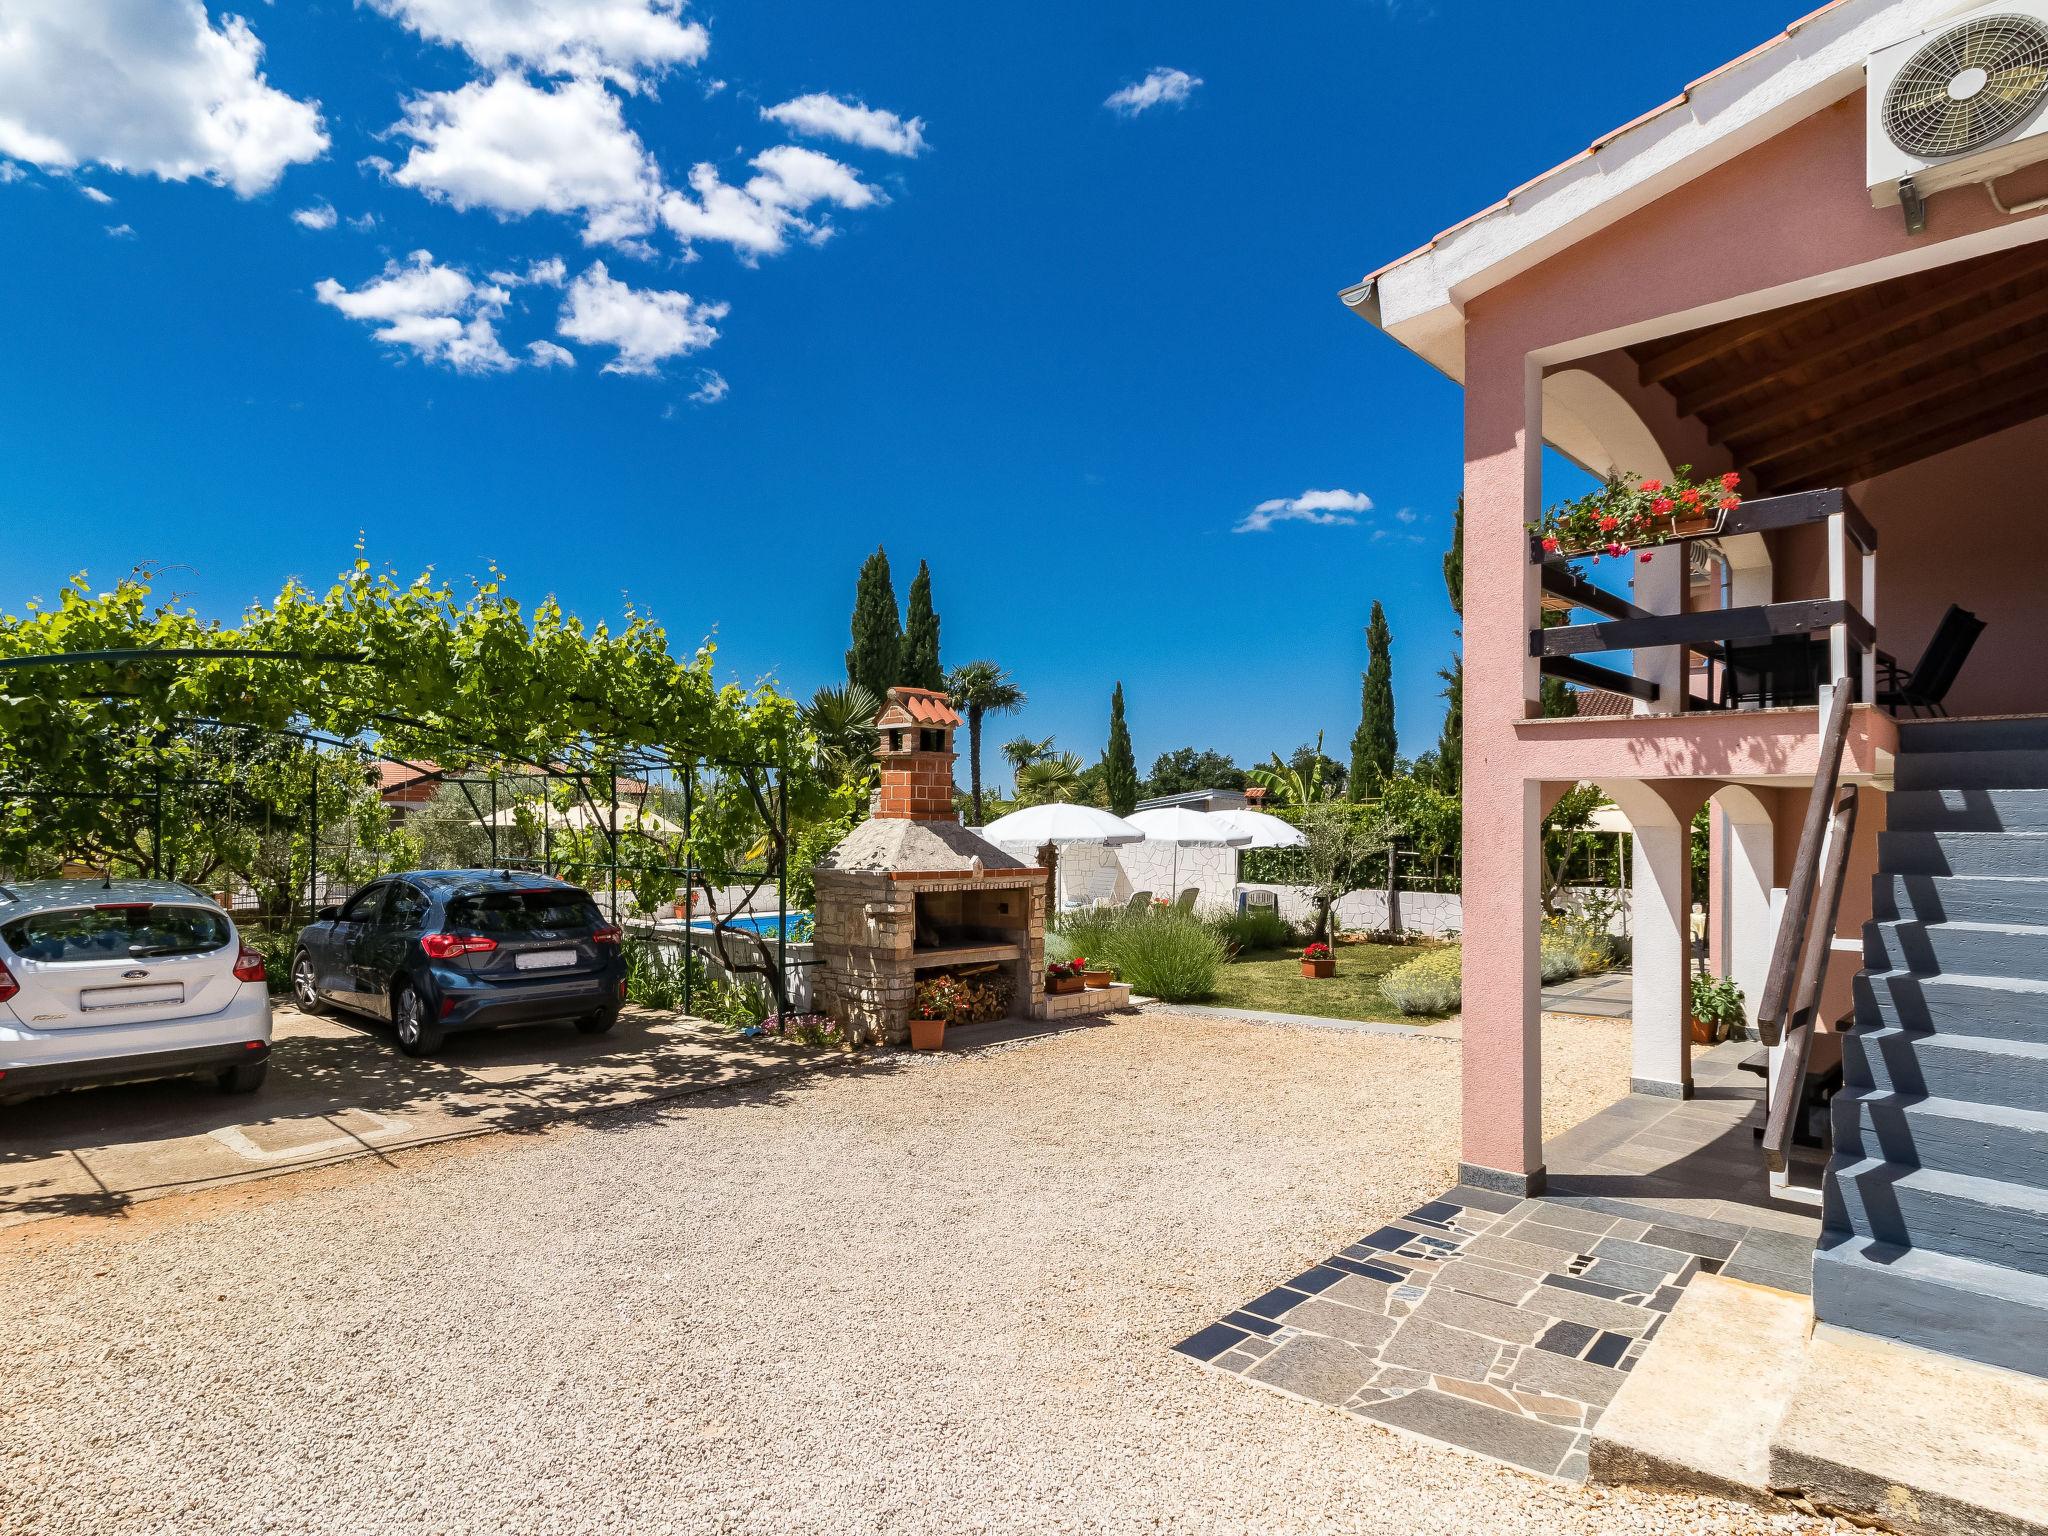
[338,884,385,924]
[383,883,431,930]
[447,888,600,936]
[1,904,232,964]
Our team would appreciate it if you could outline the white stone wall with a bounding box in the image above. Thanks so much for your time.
[1238,883,1464,938]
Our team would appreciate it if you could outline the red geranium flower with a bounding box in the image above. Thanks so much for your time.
[1641,478,1663,494]
[1720,471,1741,490]
[1541,536,1560,553]
[1597,514,1619,531]
[1681,488,1702,506]
[1650,496,1674,515]
[1718,494,1740,510]
[1638,551,1654,563]
[1605,542,1625,558]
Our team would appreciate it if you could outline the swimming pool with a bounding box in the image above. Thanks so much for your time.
[687,912,812,940]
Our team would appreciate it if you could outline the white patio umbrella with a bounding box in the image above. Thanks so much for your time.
[1126,807,1253,903]
[980,803,1145,847]
[1208,808,1307,849]
[480,801,682,835]
[982,803,1144,908]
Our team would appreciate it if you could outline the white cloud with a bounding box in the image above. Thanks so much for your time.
[0,161,25,183]
[315,249,517,373]
[292,200,337,229]
[658,145,875,260]
[1395,507,1418,523]
[105,222,136,239]
[556,261,724,374]
[687,368,728,404]
[348,210,379,231]
[1234,488,1372,534]
[367,0,708,89]
[761,93,926,157]
[527,338,576,367]
[1104,67,1202,117]
[490,255,568,287]
[79,184,113,204]
[390,74,663,246]
[0,1,326,196]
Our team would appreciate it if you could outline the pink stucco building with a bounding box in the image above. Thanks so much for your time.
[1346,0,2048,1383]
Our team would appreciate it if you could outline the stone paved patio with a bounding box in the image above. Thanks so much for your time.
[1175,1039,1823,1480]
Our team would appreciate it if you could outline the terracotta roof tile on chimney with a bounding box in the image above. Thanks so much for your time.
[878,686,961,728]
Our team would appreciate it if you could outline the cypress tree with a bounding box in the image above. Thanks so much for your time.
[1102,682,1139,815]
[844,547,902,701]
[1352,600,1398,796]
[1438,498,1464,790]
[900,560,943,689]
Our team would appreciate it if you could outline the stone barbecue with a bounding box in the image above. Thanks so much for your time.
[811,687,1048,1045]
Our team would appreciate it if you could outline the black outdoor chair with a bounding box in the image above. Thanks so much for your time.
[1877,605,1985,717]
[1720,633,1827,710]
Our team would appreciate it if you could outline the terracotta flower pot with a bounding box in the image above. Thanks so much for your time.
[1690,1014,1720,1046]
[1083,968,1114,989]
[1301,958,1336,979]
[910,1014,947,1051]
[1048,975,1084,995]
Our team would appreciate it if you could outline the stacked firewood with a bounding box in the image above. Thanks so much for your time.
[945,962,1013,1024]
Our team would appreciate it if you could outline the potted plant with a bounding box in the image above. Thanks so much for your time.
[1530,467,1744,562]
[1300,941,1335,979]
[1690,974,1747,1045]
[911,975,964,1051]
[1083,960,1115,989]
[1046,957,1087,995]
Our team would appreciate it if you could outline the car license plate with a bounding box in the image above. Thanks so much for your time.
[515,949,578,971]
[80,982,185,1011]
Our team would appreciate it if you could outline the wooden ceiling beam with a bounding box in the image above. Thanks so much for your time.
[1761,380,2048,492]
[1673,247,2048,419]
[1636,293,1842,387]
[1711,282,2048,446]
[1743,326,2048,471]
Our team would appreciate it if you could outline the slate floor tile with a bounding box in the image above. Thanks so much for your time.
[1527,1282,1653,1338]
[1280,1297,1397,1351]
[1381,1317,1502,1383]
[1506,1347,1625,1408]
[1283,1264,1349,1295]
[1245,1334,1377,1406]
[1589,1235,1694,1272]
[1583,1330,1631,1368]
[1638,1222,1739,1261]
[1239,1286,1310,1321]
[1412,1286,1548,1345]
[1356,1388,1578,1476]
[1173,1322,1248,1362]
[1535,1319,1597,1358]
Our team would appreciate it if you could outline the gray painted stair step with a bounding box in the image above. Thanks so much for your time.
[1844,1024,2048,1111]
[1874,873,2048,927]
[1886,786,2048,833]
[1895,716,2048,753]
[1879,830,2048,877]
[1811,1232,2048,1379]
[1854,970,2048,1047]
[1863,918,2048,983]
[1824,1157,2048,1273]
[1833,1090,2048,1187]
[1896,749,2048,791]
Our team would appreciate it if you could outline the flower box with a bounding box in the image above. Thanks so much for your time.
[1083,967,1115,989]
[910,1014,947,1051]
[1048,976,1085,995]
[1300,958,1336,979]
[1532,468,1743,562]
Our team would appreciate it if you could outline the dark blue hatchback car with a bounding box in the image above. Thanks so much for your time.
[291,871,626,1056]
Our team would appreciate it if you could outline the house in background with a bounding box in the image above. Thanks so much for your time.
[1341,0,2048,1519]
[376,759,443,818]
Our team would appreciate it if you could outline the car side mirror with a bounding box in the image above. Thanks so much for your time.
[317,905,341,921]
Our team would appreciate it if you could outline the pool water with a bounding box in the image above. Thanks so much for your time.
[687,912,812,940]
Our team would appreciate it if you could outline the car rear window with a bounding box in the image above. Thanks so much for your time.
[446,889,600,936]
[0,903,233,963]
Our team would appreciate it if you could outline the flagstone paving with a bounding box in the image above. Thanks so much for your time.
[1177,1041,1823,1481]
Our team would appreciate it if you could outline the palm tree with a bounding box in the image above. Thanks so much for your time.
[801,684,880,786]
[1001,734,1055,777]
[1011,752,1083,807]
[945,660,1024,824]
[1247,729,1338,807]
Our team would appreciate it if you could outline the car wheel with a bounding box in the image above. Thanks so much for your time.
[391,983,443,1057]
[575,1008,619,1035]
[291,950,328,1016]
[218,1059,269,1094]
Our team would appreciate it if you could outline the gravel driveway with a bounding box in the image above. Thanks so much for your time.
[1,1011,1831,1535]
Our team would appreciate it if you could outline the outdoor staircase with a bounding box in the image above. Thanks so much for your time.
[1816,716,2048,1379]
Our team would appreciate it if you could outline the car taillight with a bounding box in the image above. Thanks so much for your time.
[592,925,622,945]
[232,947,268,983]
[0,958,16,1004]
[420,932,498,960]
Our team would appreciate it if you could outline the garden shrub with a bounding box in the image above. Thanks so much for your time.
[1209,905,1295,953]
[1381,945,1463,1015]
[1538,927,1584,985]
[1051,905,1225,1002]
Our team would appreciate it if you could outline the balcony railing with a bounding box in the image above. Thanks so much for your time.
[1529,488,1878,711]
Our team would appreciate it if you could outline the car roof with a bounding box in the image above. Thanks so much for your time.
[0,878,223,917]
[396,869,582,893]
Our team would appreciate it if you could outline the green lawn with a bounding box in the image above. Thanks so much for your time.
[1201,942,1447,1024]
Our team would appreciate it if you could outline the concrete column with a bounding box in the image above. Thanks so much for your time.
[1629,817,1694,1097]
[1633,539,1685,715]
[1715,788,1777,1035]
[1458,334,1546,1194]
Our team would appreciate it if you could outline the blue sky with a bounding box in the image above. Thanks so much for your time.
[0,0,1799,788]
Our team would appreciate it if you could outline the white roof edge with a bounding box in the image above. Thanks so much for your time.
[1343,0,1981,382]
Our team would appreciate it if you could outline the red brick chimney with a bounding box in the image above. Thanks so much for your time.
[872,687,961,822]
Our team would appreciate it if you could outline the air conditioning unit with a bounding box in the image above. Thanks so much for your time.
[1867,1,2048,213]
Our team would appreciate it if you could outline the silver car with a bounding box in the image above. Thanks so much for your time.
[0,880,273,1103]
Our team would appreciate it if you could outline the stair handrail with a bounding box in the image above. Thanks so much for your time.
[1762,782,1860,1172]
[1755,679,1855,1049]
